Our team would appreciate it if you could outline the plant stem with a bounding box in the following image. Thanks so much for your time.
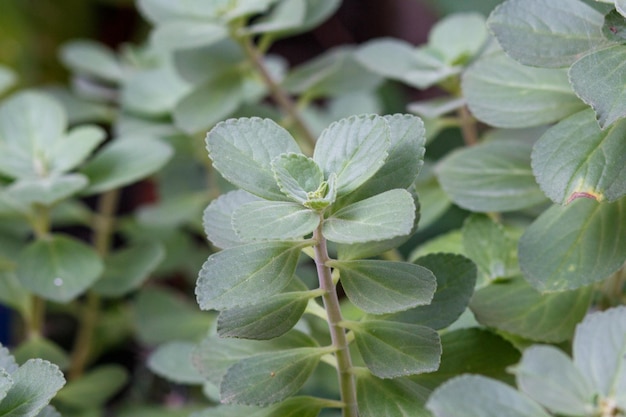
[68,189,120,380]
[457,105,478,146]
[312,224,358,417]
[240,37,317,154]
[26,205,52,338]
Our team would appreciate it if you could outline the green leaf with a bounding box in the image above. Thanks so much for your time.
[328,259,436,315]
[55,365,127,409]
[150,21,227,51]
[34,406,61,417]
[0,359,65,417]
[47,125,106,174]
[121,66,191,117]
[428,12,488,64]
[147,341,205,384]
[532,109,626,204]
[518,198,626,291]
[0,91,67,179]
[196,241,304,310]
[203,190,261,249]
[245,0,306,35]
[206,117,300,201]
[16,234,104,303]
[462,214,516,281]
[487,0,609,68]
[133,287,215,345]
[390,254,477,330]
[437,139,548,212]
[80,136,173,195]
[0,344,18,373]
[4,174,88,207]
[92,242,165,297]
[248,396,336,417]
[470,276,593,342]
[217,290,313,340]
[323,189,415,244]
[462,52,585,128]
[0,65,16,96]
[59,40,124,83]
[192,330,317,385]
[232,201,319,241]
[570,45,626,128]
[174,71,244,134]
[173,40,245,86]
[313,114,389,196]
[0,368,11,403]
[0,271,30,317]
[347,320,441,378]
[137,0,216,23]
[220,347,330,405]
[427,375,551,417]
[12,336,70,371]
[271,153,324,204]
[573,306,626,407]
[413,328,521,390]
[603,10,626,42]
[356,373,431,417]
[408,96,465,119]
[513,345,595,415]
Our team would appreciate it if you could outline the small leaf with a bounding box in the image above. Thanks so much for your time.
[220,347,330,405]
[80,136,173,195]
[487,0,608,68]
[17,234,104,303]
[59,40,124,83]
[573,306,626,406]
[12,336,70,371]
[323,189,415,244]
[217,290,312,340]
[603,10,626,43]
[328,259,436,315]
[532,109,626,204]
[437,139,548,212]
[518,198,626,292]
[428,12,488,64]
[147,341,205,385]
[391,253,477,330]
[513,345,595,415]
[356,373,431,417]
[92,242,165,297]
[206,117,301,201]
[47,125,107,174]
[0,359,66,417]
[196,241,304,310]
[203,190,261,249]
[232,201,319,241]
[427,375,551,417]
[408,96,465,119]
[313,114,389,196]
[245,0,306,34]
[462,52,585,128]
[470,276,593,342]
[4,174,88,207]
[347,320,441,379]
[150,21,227,51]
[271,153,324,204]
[569,45,626,128]
[54,365,127,409]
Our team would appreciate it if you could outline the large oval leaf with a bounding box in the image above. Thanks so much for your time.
[533,109,626,204]
[232,201,319,241]
[203,190,261,249]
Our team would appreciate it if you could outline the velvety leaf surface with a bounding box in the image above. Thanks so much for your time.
[0,359,65,417]
[533,109,626,204]
[514,345,595,415]
[437,140,548,212]
[54,365,127,409]
[347,320,441,378]
[313,114,389,196]
[329,259,436,314]
[391,253,476,330]
[272,153,324,204]
[569,45,626,128]
[427,374,551,417]
[59,40,124,83]
[5,174,88,207]
[17,234,104,303]
[356,373,431,417]
[203,190,261,249]
[232,201,319,240]
[470,276,593,342]
[487,0,608,68]
[518,198,626,291]
[217,290,312,340]
[323,189,415,244]
[80,136,173,195]
[463,52,585,128]
[196,241,303,310]
[206,117,300,201]
[220,347,329,405]
[246,396,335,417]
[573,306,626,407]
[147,341,205,384]
[0,368,12,403]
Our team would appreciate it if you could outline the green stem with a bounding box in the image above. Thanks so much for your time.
[68,189,120,380]
[457,105,478,146]
[26,204,52,338]
[312,224,358,417]
[239,36,317,154]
